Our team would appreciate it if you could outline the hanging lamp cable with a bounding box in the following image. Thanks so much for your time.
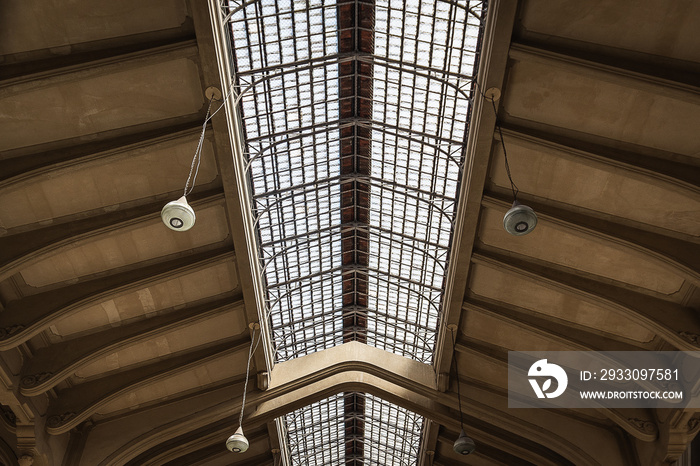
[490,99,519,201]
[182,81,240,197]
[239,325,263,430]
[472,81,520,202]
[449,325,465,432]
[183,96,215,197]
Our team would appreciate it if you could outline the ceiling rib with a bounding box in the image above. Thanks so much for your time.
[0,248,235,350]
[482,193,700,287]
[508,42,700,105]
[45,337,248,435]
[463,297,653,351]
[0,41,200,98]
[0,192,226,283]
[20,298,242,397]
[338,1,374,459]
[472,250,700,350]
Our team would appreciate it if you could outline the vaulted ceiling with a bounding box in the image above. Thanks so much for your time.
[0,1,698,465]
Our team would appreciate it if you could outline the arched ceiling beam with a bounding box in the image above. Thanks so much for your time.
[0,119,207,184]
[508,42,700,106]
[94,383,244,466]
[0,115,207,179]
[492,123,700,201]
[99,341,601,466]
[0,192,225,283]
[484,190,699,286]
[498,118,700,189]
[126,421,270,466]
[472,250,700,351]
[0,248,235,350]
[245,342,601,465]
[46,336,249,435]
[0,41,199,98]
[20,298,242,396]
[0,14,196,83]
[481,195,698,296]
[251,370,591,466]
[454,336,660,443]
[464,296,653,351]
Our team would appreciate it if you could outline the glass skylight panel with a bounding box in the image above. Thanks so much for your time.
[228,0,344,361]
[225,0,485,463]
[363,395,424,465]
[286,394,346,466]
[286,394,424,466]
[366,0,484,362]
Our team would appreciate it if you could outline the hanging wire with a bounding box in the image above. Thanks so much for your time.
[449,325,465,431]
[182,81,241,197]
[181,70,293,198]
[490,99,519,201]
[239,325,263,429]
[183,96,214,197]
[472,81,520,202]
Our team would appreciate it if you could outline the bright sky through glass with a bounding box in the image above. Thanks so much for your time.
[226,0,484,463]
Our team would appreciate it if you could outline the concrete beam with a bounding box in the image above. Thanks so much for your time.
[483,193,700,291]
[45,337,249,435]
[0,41,199,98]
[495,124,700,200]
[0,120,206,184]
[0,192,225,283]
[0,248,235,350]
[473,249,700,352]
[20,298,242,396]
[509,42,700,106]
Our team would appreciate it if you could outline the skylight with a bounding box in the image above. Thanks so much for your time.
[224,0,485,463]
[286,393,423,465]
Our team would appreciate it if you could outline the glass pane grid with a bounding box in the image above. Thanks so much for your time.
[285,394,424,466]
[363,395,424,465]
[228,0,345,361]
[286,395,346,466]
[366,0,483,363]
[224,0,486,464]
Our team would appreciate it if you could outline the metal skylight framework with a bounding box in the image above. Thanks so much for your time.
[224,0,485,463]
[286,394,423,465]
